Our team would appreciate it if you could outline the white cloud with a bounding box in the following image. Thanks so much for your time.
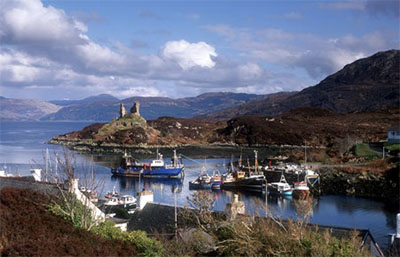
[0,0,86,46]
[161,40,218,70]
[1,0,275,99]
[238,63,263,81]
[204,24,398,79]
[117,87,163,98]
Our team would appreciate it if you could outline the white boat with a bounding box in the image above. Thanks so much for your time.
[293,181,310,199]
[104,195,136,207]
[268,174,293,196]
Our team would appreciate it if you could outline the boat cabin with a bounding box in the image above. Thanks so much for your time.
[151,159,164,167]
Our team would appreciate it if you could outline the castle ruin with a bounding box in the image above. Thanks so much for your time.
[118,101,142,120]
[119,103,127,119]
[130,101,140,116]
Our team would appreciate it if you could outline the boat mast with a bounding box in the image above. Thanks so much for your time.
[173,149,177,167]
[247,157,250,175]
[45,147,49,182]
[304,140,307,167]
[254,150,258,174]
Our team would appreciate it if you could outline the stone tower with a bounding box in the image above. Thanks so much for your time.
[130,101,140,116]
[119,103,127,118]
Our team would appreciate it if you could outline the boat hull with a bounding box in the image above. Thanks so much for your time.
[211,181,222,190]
[111,167,184,178]
[222,177,266,193]
[189,181,212,190]
[268,186,293,196]
[102,203,137,215]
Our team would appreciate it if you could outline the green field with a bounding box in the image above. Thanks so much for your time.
[352,143,381,158]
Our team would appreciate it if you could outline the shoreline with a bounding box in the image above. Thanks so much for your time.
[47,137,399,203]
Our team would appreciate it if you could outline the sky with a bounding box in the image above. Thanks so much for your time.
[0,0,399,101]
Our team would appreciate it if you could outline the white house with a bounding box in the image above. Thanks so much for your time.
[388,125,400,143]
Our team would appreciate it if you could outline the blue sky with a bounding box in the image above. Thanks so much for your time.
[0,0,399,100]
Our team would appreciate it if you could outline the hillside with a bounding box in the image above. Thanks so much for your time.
[49,94,119,106]
[42,92,266,121]
[0,187,139,256]
[0,97,61,121]
[49,107,399,159]
[202,49,400,120]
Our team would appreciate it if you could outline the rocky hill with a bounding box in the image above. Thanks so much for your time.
[42,92,266,121]
[0,97,61,121]
[217,107,399,155]
[49,105,399,159]
[202,50,400,120]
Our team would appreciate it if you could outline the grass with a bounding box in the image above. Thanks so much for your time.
[159,191,374,257]
[352,143,381,159]
[384,142,400,151]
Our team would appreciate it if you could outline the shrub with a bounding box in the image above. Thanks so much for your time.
[114,208,130,219]
[48,193,96,230]
[93,220,163,257]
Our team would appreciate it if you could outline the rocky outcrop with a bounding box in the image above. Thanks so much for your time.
[318,159,399,200]
[49,107,399,157]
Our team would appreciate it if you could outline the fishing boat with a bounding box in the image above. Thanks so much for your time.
[221,171,266,193]
[268,174,293,196]
[221,151,267,193]
[293,181,310,199]
[189,167,212,190]
[210,171,222,190]
[111,150,184,178]
[102,194,137,214]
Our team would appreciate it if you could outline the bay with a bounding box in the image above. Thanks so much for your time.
[0,121,397,249]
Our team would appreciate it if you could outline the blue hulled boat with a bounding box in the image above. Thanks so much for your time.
[111,150,184,178]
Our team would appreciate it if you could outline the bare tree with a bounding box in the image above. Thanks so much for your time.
[37,147,105,230]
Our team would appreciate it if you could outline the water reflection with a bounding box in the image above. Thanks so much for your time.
[111,175,184,194]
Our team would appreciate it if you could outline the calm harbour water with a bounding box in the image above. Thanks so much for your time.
[0,121,397,249]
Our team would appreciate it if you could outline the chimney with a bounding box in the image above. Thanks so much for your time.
[30,169,42,182]
[138,190,153,210]
[225,194,245,220]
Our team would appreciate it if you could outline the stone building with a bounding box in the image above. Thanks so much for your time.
[130,101,140,116]
[119,103,127,119]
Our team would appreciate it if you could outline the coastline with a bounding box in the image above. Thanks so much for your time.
[48,137,399,203]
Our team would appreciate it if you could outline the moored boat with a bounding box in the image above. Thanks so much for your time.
[293,181,310,199]
[189,172,212,190]
[268,174,293,196]
[221,151,267,193]
[101,194,137,214]
[221,170,267,193]
[111,150,184,178]
[211,171,222,190]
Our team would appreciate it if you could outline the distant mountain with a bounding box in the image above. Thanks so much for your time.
[202,49,400,120]
[0,97,61,121]
[41,92,266,121]
[49,94,119,106]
